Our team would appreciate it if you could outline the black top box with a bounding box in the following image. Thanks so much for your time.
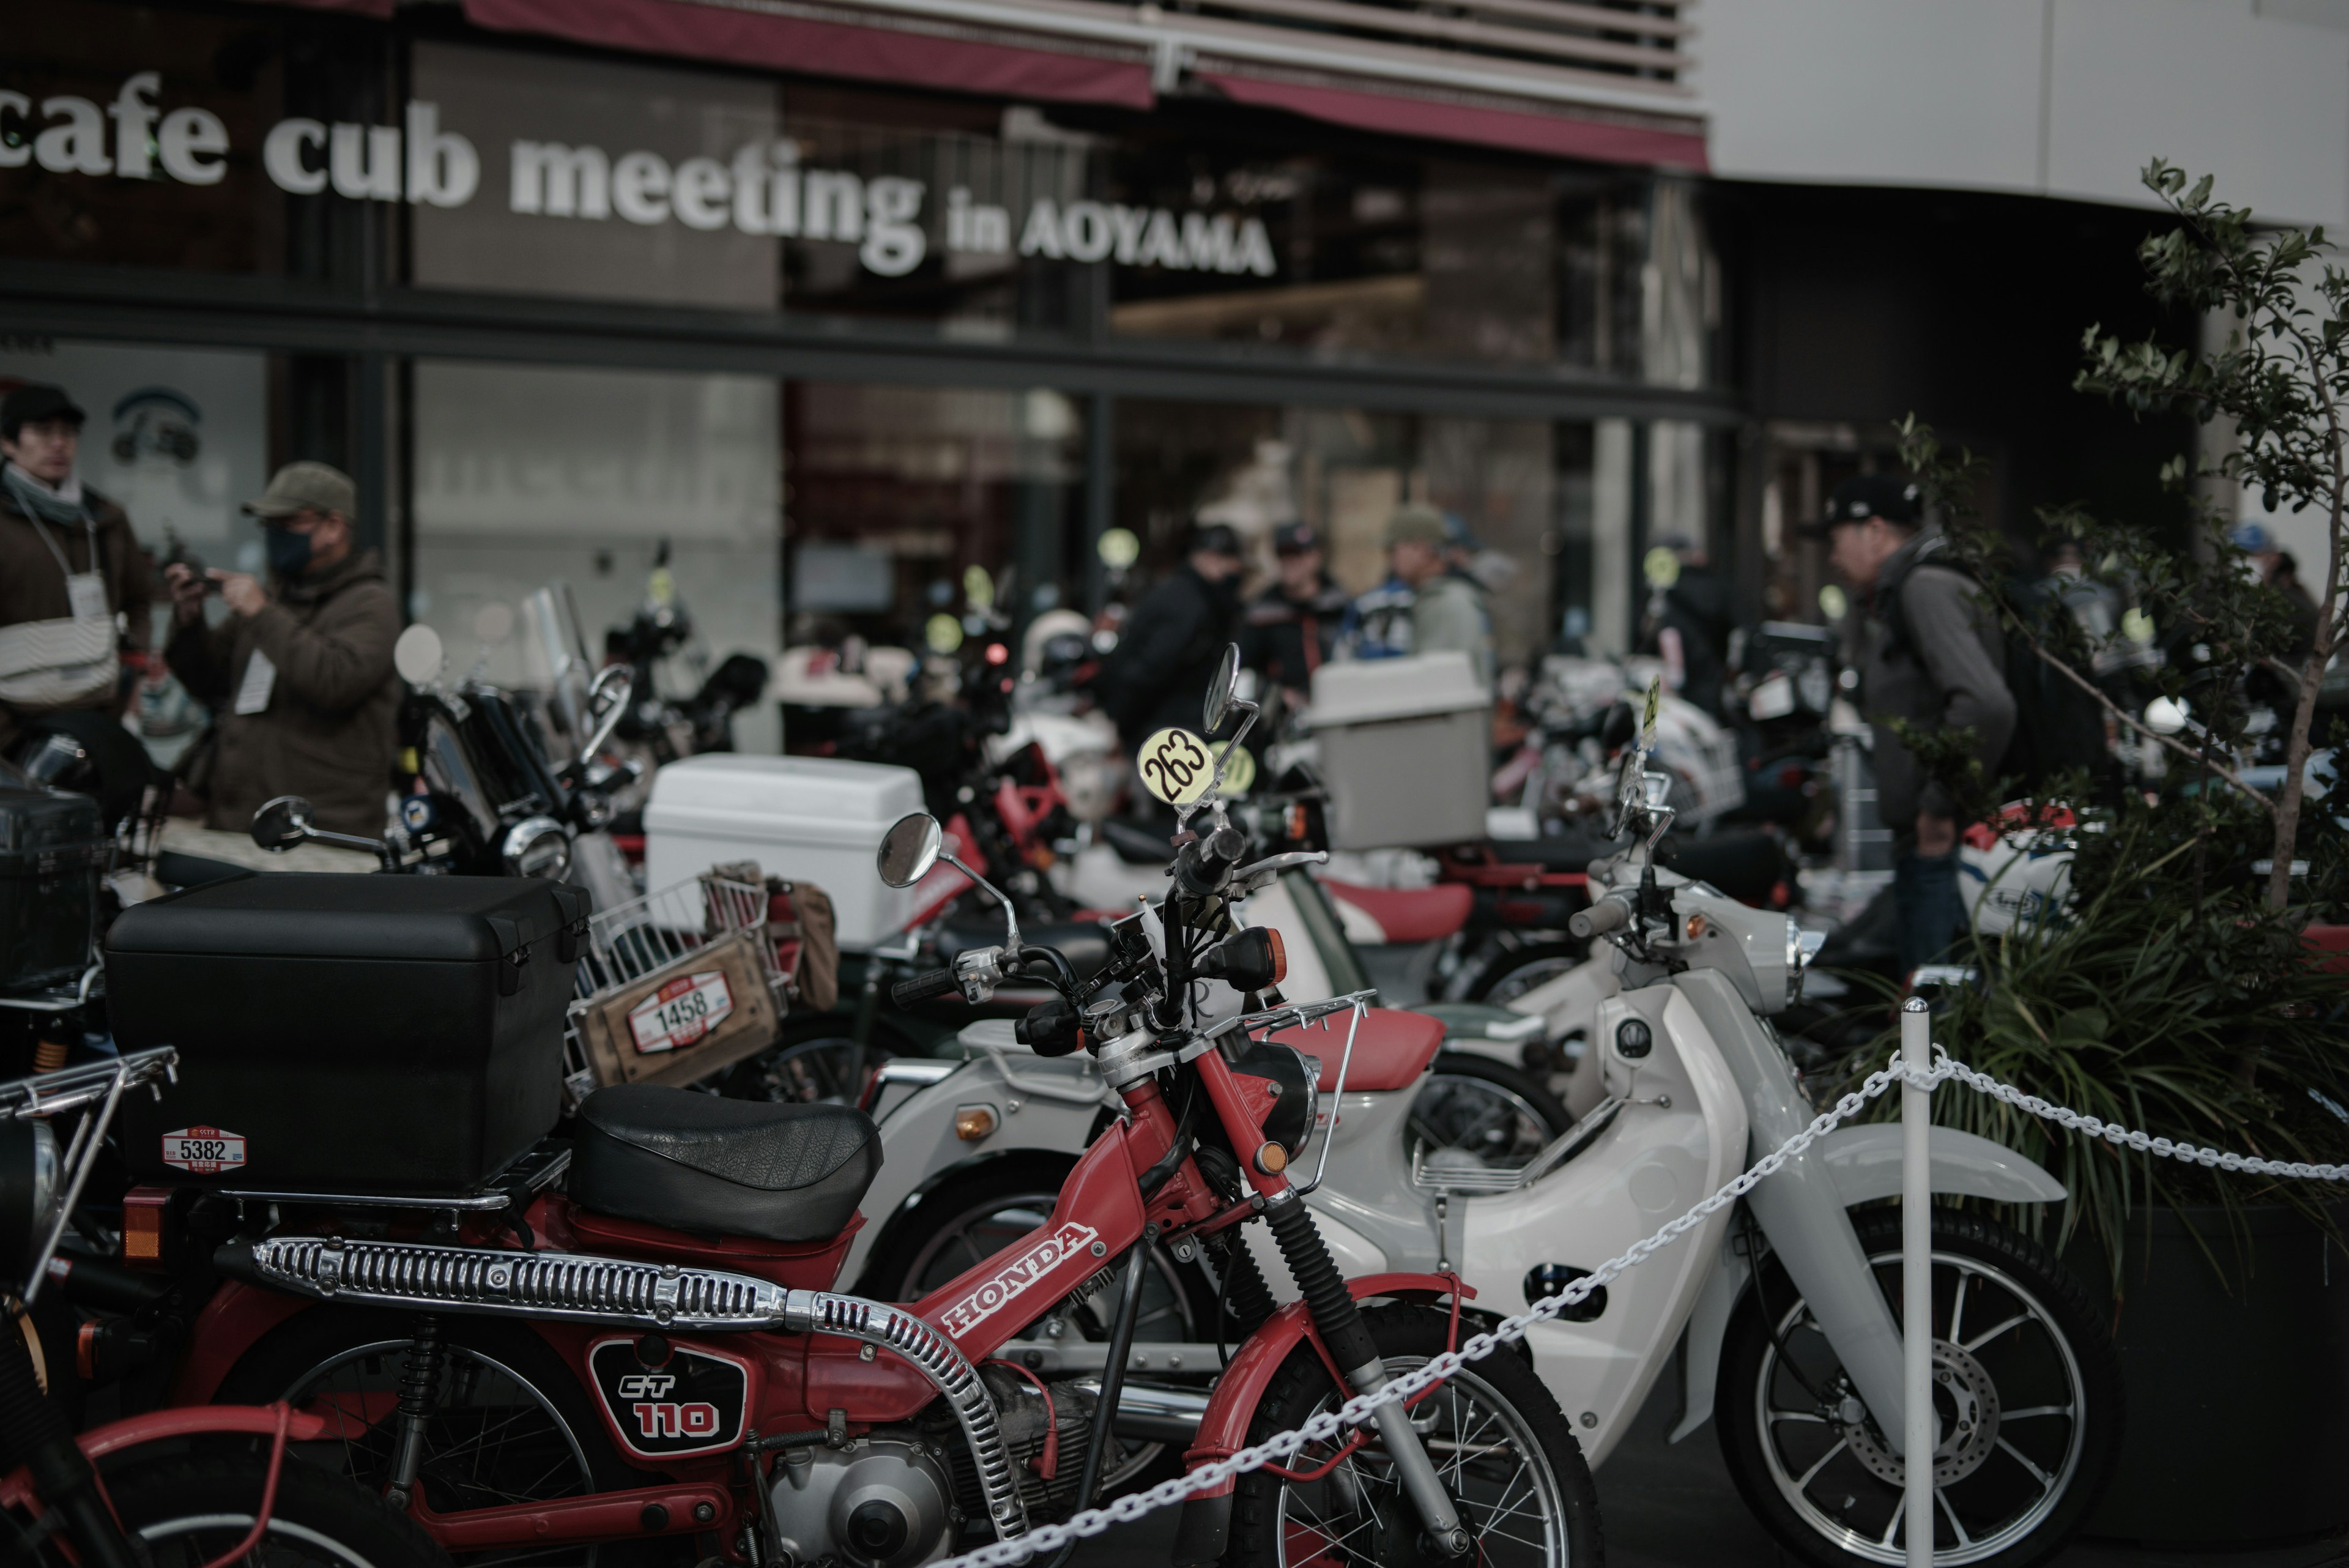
[108,875,590,1194]
[0,781,106,993]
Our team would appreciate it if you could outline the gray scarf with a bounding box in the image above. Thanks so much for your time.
[2,462,92,528]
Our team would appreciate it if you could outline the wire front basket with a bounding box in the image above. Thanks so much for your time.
[563,875,784,1104]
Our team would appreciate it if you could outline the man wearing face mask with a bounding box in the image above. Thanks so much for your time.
[163,461,399,839]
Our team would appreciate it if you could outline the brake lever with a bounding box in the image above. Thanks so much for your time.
[1229,849,1327,894]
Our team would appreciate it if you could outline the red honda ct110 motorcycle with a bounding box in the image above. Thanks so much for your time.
[138,651,1600,1568]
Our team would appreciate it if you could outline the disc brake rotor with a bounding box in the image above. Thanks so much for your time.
[1842,1339,2002,1487]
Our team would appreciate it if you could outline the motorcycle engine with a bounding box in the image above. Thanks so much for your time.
[766,1435,957,1568]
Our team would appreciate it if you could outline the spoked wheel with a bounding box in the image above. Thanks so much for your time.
[860,1163,1211,1492]
[1231,1303,1603,1568]
[1411,1055,1570,1170]
[1718,1211,2119,1568]
[722,1017,912,1104]
[218,1312,629,1568]
[1466,943,1584,1007]
[98,1447,452,1568]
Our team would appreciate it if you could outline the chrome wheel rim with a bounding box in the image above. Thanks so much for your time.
[139,1513,379,1567]
[1411,1076,1554,1169]
[1274,1353,1568,1568]
[899,1191,1200,1489]
[1751,1247,2088,1566]
[281,1339,598,1567]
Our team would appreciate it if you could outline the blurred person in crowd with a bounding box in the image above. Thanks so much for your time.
[1096,521,1244,756]
[164,461,399,838]
[1635,531,1733,719]
[1240,521,1347,712]
[1340,503,1494,686]
[2268,549,2321,656]
[0,383,153,751]
[1809,474,2014,976]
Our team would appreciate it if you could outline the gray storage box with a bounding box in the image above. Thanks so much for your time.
[1309,653,1490,850]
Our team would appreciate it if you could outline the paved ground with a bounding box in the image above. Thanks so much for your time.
[1064,1365,2349,1568]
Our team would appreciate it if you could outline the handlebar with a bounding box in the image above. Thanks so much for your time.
[892,967,962,1006]
[1568,895,1634,940]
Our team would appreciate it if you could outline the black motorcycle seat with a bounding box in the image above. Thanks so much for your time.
[940,919,1114,984]
[1100,818,1174,865]
[571,1086,880,1243]
[1471,833,1614,872]
[1661,830,1789,907]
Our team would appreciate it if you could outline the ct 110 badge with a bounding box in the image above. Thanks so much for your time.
[587,1338,751,1458]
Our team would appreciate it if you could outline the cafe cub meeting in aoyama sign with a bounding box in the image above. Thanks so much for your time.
[3,72,1280,283]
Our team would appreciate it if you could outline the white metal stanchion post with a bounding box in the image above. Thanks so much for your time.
[1901,997,1934,1568]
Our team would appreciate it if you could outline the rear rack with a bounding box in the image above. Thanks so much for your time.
[562,874,785,1105]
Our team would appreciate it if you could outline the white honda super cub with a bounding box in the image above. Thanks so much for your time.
[1246,752,2121,1568]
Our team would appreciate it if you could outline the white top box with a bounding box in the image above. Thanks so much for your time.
[642,754,926,950]
[1308,651,1488,728]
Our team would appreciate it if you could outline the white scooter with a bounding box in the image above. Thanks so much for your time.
[856,724,2118,1568]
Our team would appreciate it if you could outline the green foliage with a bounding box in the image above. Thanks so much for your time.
[1835,792,2349,1294]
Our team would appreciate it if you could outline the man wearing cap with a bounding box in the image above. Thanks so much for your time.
[1814,474,2015,975]
[1341,503,1494,686]
[163,461,399,839]
[0,384,154,751]
[1096,521,1245,757]
[1241,522,1348,711]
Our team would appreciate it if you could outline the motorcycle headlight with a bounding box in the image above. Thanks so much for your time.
[0,1119,61,1276]
[1231,1042,1319,1161]
[500,816,573,880]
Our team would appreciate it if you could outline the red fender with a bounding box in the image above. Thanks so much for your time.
[79,1403,329,1462]
[170,1280,313,1405]
[1181,1271,1470,1493]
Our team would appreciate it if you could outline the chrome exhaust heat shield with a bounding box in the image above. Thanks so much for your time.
[218,1240,1028,1540]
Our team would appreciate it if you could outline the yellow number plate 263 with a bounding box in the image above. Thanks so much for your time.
[1135,727,1253,804]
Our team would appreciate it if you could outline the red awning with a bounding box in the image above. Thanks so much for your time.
[1200,70,1706,171]
[462,0,1156,111]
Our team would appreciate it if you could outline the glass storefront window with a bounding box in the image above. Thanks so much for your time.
[782,382,1084,647]
[408,360,784,752]
[1114,398,1598,671]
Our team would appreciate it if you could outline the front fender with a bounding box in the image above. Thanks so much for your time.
[1664,1125,2066,1446]
[1170,1272,1467,1568]
[1819,1123,2067,1206]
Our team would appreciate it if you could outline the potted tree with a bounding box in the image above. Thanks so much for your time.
[1841,163,2349,1542]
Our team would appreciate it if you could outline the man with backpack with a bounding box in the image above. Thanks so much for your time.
[1811,475,2016,976]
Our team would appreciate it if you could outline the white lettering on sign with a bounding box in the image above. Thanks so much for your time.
[938,1221,1099,1339]
[5,72,1278,282]
[628,970,735,1055]
[161,1125,248,1175]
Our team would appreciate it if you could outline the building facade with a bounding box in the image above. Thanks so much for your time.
[4,0,2340,732]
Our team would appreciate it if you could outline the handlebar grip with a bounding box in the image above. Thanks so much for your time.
[892,967,962,1006]
[1569,897,1633,940]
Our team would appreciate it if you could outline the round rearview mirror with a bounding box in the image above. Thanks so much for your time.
[393,623,446,687]
[251,795,316,852]
[1203,642,1242,734]
[877,812,944,888]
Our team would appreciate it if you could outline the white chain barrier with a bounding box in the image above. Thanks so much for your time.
[926,1049,2349,1568]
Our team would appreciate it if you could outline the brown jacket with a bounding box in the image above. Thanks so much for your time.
[166,549,399,839]
[0,481,152,750]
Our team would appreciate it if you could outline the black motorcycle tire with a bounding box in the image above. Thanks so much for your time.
[1417,1053,1573,1167]
[1230,1302,1604,1568]
[721,1016,919,1104]
[1717,1209,2120,1568]
[97,1447,451,1568]
[215,1307,639,1562]
[1463,941,1586,1006]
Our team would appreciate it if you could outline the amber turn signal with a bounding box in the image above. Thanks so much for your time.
[954,1104,1000,1142]
[1253,1141,1288,1175]
[122,1187,168,1266]
[1683,913,1709,941]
